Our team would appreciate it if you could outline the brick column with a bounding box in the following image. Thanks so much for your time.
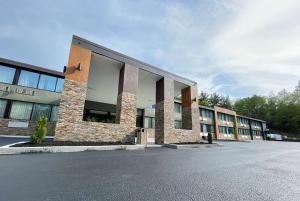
[55,44,92,141]
[155,77,174,144]
[115,64,138,128]
[181,85,200,132]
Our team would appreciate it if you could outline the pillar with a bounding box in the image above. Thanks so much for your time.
[115,64,138,128]
[55,44,92,141]
[155,77,174,144]
[181,85,200,132]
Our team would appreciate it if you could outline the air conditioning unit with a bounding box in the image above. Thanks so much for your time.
[203,117,208,121]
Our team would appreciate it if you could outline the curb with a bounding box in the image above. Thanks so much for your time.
[0,144,145,155]
[164,143,223,149]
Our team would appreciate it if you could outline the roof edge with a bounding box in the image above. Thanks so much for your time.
[72,35,197,86]
[0,57,64,77]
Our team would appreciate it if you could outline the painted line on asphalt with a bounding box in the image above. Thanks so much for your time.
[0,135,54,138]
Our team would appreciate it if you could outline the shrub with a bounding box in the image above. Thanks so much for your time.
[207,132,213,144]
[30,116,48,144]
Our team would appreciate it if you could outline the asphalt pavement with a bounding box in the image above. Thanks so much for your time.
[1,141,300,201]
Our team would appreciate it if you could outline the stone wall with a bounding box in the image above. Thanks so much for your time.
[0,118,56,136]
[55,79,137,142]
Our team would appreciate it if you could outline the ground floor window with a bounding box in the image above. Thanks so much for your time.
[1,99,58,121]
[253,130,262,136]
[0,99,7,118]
[50,106,59,121]
[219,126,234,134]
[238,128,250,135]
[175,120,182,129]
[31,104,51,121]
[201,124,214,133]
[9,101,33,120]
[144,116,155,128]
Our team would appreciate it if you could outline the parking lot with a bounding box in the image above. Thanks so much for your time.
[1,141,300,201]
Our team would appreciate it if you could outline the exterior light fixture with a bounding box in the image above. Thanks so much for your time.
[63,66,67,73]
[77,63,82,71]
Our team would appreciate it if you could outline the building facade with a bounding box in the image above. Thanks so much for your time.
[0,57,64,136]
[0,35,267,143]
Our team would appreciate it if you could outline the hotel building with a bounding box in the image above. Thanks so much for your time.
[0,35,267,144]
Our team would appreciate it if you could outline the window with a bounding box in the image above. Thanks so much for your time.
[144,117,155,128]
[31,104,51,121]
[0,65,15,84]
[174,103,181,113]
[227,127,233,134]
[10,101,33,120]
[0,99,7,118]
[18,70,39,88]
[175,120,182,129]
[38,74,57,91]
[50,106,59,121]
[55,78,64,92]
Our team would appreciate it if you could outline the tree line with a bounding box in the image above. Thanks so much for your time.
[198,81,300,135]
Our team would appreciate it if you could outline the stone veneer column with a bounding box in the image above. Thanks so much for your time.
[233,115,239,140]
[181,85,200,132]
[155,77,174,144]
[115,64,138,128]
[213,109,220,140]
[55,44,92,141]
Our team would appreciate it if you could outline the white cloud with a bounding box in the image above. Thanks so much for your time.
[211,0,300,94]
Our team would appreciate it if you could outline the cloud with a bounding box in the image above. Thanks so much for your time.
[0,0,299,98]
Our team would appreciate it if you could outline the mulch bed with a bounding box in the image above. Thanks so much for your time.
[173,142,208,145]
[11,141,135,147]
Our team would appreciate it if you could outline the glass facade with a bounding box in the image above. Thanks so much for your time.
[18,70,40,88]
[10,101,33,120]
[55,78,64,92]
[174,102,181,113]
[50,106,59,122]
[38,74,57,91]
[0,99,7,118]
[31,104,51,121]
[0,65,15,84]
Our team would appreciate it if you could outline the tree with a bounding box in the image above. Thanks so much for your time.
[198,92,210,107]
[219,95,233,110]
[209,92,221,107]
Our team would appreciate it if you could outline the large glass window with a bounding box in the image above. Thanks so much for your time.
[18,70,39,88]
[31,104,51,121]
[50,105,59,121]
[10,101,33,120]
[55,78,64,93]
[38,74,57,91]
[0,65,15,84]
[0,99,7,118]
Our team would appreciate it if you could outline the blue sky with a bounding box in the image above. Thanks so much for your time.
[1,0,299,99]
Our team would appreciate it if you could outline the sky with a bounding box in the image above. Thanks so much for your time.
[0,0,300,99]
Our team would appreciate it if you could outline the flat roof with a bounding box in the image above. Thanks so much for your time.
[0,57,64,78]
[237,114,266,123]
[72,35,197,86]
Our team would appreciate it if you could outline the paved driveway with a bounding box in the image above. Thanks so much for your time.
[1,141,300,201]
[0,136,53,147]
